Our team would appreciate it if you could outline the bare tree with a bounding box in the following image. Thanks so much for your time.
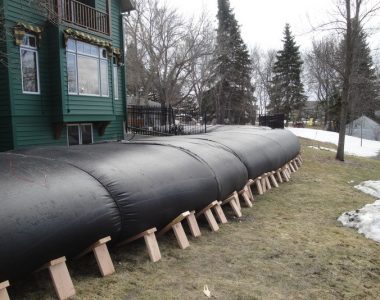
[251,47,276,116]
[125,0,215,107]
[315,0,380,161]
[336,0,380,160]
[304,37,341,128]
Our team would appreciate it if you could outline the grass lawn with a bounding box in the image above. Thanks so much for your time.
[10,138,380,299]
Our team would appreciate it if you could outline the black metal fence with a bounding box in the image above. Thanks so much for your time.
[259,114,285,129]
[127,105,207,136]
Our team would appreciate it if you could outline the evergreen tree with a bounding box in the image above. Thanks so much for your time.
[206,0,254,124]
[269,24,306,122]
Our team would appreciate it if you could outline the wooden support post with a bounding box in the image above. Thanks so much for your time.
[93,239,115,277]
[118,228,161,262]
[233,191,241,210]
[196,201,220,232]
[44,257,75,300]
[248,183,255,201]
[250,177,263,195]
[144,229,162,262]
[265,173,272,190]
[186,211,201,238]
[288,163,295,173]
[261,176,267,193]
[238,186,253,207]
[158,212,191,250]
[285,165,292,178]
[0,281,10,300]
[276,169,283,184]
[294,157,300,168]
[222,193,242,218]
[213,202,228,224]
[269,172,279,188]
[298,154,303,164]
[281,167,290,182]
[290,161,297,172]
[290,159,298,172]
[172,222,190,250]
[76,236,115,277]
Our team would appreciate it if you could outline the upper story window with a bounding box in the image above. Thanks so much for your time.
[20,34,40,94]
[67,39,109,97]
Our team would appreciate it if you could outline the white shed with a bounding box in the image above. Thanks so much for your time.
[346,116,380,141]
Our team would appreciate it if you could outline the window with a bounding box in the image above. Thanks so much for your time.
[113,63,119,100]
[20,34,40,94]
[67,124,93,146]
[66,39,109,97]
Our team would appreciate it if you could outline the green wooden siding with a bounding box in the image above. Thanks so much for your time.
[0,0,13,151]
[1,0,126,150]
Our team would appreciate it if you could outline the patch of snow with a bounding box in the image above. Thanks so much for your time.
[338,180,380,243]
[307,145,337,153]
[288,128,380,158]
[354,180,380,199]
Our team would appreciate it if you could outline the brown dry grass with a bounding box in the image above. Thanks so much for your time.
[9,138,380,300]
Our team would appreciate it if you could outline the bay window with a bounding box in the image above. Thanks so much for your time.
[66,39,109,97]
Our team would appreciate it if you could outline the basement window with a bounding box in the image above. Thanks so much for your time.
[67,124,93,146]
[20,34,40,94]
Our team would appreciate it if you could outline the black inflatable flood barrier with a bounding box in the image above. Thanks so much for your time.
[0,127,300,282]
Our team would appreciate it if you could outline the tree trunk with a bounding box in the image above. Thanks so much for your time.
[336,102,348,160]
[336,0,353,162]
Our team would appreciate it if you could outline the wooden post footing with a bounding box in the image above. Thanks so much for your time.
[213,201,228,224]
[196,201,220,232]
[264,173,272,190]
[222,192,242,218]
[143,229,162,262]
[0,281,10,300]
[249,178,264,195]
[289,162,296,173]
[76,236,115,277]
[44,257,75,300]
[158,212,191,250]
[238,185,253,207]
[91,237,115,277]
[269,171,279,188]
[119,228,161,262]
[261,176,267,193]
[281,166,290,182]
[276,169,284,184]
[186,211,202,237]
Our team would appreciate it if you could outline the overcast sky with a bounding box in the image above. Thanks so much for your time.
[166,0,380,59]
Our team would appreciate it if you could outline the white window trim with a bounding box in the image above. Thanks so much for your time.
[113,64,119,100]
[67,52,78,95]
[100,59,110,97]
[20,34,40,95]
[67,123,94,146]
[66,39,109,97]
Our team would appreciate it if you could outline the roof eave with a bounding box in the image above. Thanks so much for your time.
[120,0,135,13]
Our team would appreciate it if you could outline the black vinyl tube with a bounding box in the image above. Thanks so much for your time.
[0,127,300,281]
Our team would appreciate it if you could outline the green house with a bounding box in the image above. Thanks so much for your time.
[0,0,134,151]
